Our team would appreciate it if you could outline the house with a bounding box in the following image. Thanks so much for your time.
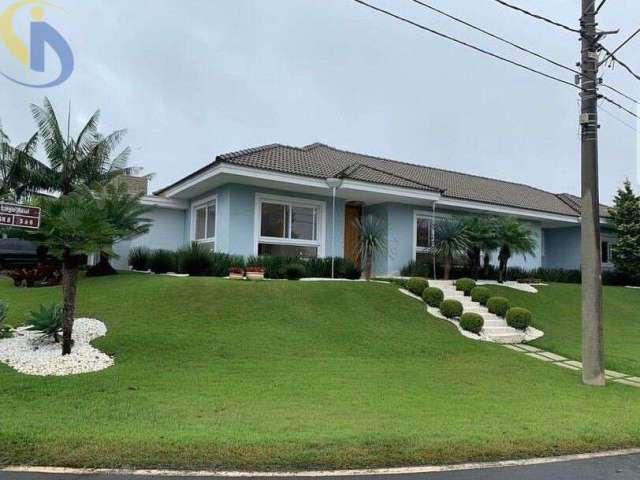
[113,143,615,275]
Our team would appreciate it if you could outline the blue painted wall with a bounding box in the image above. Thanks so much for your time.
[542,227,580,269]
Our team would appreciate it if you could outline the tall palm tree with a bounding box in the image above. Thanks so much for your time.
[495,217,537,283]
[354,215,387,280]
[434,218,470,280]
[29,98,133,195]
[0,122,49,201]
[463,216,499,279]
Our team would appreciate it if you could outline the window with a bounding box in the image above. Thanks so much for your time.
[192,199,216,249]
[601,240,612,264]
[416,215,432,252]
[256,195,324,258]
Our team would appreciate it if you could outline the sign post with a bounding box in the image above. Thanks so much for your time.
[0,203,41,230]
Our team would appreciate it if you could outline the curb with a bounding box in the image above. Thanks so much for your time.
[3,448,640,477]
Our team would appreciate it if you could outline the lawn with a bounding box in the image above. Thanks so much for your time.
[483,283,640,377]
[0,274,639,470]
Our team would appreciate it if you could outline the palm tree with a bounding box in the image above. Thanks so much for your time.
[32,186,151,355]
[495,217,537,283]
[463,216,499,279]
[434,218,470,280]
[354,215,387,280]
[29,98,134,196]
[0,122,49,201]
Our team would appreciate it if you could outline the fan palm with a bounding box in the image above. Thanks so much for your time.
[463,216,499,279]
[31,185,151,355]
[29,98,134,195]
[354,215,387,280]
[495,216,537,283]
[434,218,470,280]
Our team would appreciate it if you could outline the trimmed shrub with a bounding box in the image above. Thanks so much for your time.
[344,260,362,280]
[400,257,431,278]
[470,286,492,306]
[487,296,511,318]
[176,243,214,276]
[128,246,150,271]
[208,253,245,277]
[506,307,532,330]
[422,287,444,307]
[0,301,11,339]
[440,299,463,319]
[148,249,177,274]
[455,277,476,296]
[406,277,429,296]
[282,263,306,280]
[25,303,63,342]
[460,312,484,334]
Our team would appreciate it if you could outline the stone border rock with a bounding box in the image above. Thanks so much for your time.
[0,318,113,376]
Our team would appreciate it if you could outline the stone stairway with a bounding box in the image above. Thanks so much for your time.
[430,280,526,344]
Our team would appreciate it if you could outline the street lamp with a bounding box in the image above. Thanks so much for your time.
[326,177,343,279]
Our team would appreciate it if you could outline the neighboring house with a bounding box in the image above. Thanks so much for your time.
[113,143,614,275]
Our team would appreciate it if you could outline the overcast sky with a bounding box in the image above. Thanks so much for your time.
[0,0,638,202]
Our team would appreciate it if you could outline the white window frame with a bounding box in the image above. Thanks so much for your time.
[190,194,218,250]
[413,210,440,261]
[601,237,614,266]
[254,193,326,257]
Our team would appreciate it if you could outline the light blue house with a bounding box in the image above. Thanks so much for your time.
[114,143,615,275]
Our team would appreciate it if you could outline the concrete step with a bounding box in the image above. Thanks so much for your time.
[487,332,526,344]
[482,319,506,327]
[483,326,518,335]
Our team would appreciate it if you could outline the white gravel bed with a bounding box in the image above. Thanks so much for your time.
[0,318,113,376]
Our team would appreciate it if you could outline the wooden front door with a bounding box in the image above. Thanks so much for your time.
[344,204,362,264]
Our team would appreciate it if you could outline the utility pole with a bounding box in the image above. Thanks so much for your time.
[580,0,605,386]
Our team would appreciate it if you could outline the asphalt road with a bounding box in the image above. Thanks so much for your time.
[1,453,639,480]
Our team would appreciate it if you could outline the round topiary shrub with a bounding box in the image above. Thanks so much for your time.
[460,312,484,334]
[422,287,444,307]
[506,307,532,330]
[455,277,477,296]
[470,286,492,306]
[282,263,306,280]
[406,277,429,296]
[487,296,511,318]
[440,299,463,319]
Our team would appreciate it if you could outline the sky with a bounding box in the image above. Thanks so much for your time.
[0,0,638,203]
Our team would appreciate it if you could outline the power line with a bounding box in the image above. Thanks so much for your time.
[600,94,639,120]
[353,0,581,90]
[492,0,580,34]
[598,101,638,132]
[595,0,608,15]
[600,27,640,65]
[410,0,638,104]
[599,44,640,81]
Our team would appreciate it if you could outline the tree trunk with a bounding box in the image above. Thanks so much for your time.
[482,253,491,277]
[364,253,373,281]
[443,256,452,280]
[86,252,117,277]
[61,254,79,355]
[468,247,481,279]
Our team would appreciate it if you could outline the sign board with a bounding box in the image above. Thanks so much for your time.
[0,203,41,230]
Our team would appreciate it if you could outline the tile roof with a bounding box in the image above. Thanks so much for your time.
[157,142,610,218]
[557,193,612,218]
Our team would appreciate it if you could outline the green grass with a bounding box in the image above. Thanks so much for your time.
[483,283,640,376]
[0,274,639,470]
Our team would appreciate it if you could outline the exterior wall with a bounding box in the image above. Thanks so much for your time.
[542,227,581,269]
[112,206,187,269]
[488,221,543,269]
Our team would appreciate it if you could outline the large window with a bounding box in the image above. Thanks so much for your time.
[192,198,216,250]
[601,240,612,264]
[256,195,323,258]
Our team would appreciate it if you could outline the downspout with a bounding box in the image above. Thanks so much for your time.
[432,201,437,281]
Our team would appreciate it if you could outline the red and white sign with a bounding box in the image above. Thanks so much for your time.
[0,203,41,230]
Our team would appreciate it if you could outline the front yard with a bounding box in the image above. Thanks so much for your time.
[0,274,639,470]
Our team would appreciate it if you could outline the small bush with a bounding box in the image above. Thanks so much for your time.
[460,312,484,334]
[422,287,444,307]
[440,299,463,319]
[0,301,11,339]
[343,260,362,280]
[406,277,429,296]
[25,304,63,342]
[176,243,214,276]
[455,277,476,296]
[148,249,177,274]
[400,257,431,278]
[282,263,306,280]
[487,296,511,318]
[470,286,492,306]
[129,247,150,271]
[506,307,532,330]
